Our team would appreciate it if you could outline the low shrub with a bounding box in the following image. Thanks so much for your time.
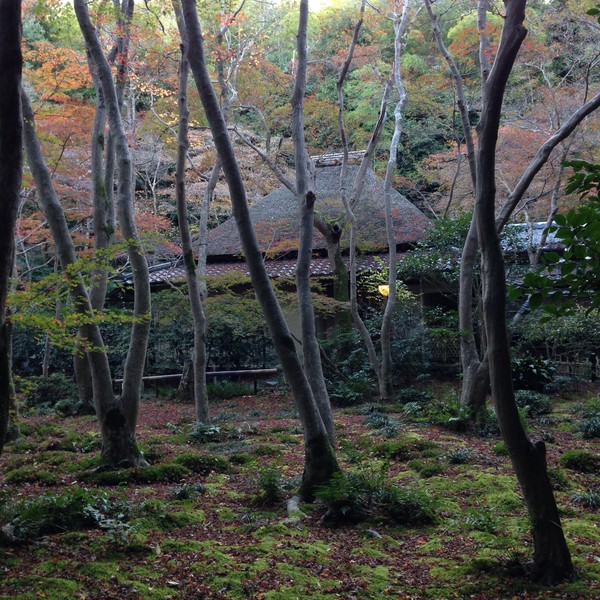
[17,373,80,416]
[446,448,473,465]
[373,438,438,461]
[0,488,129,544]
[189,423,222,444]
[316,472,437,526]
[511,354,556,392]
[464,508,499,534]
[581,416,600,439]
[570,489,600,510]
[207,380,254,399]
[169,484,206,501]
[514,390,552,417]
[396,387,433,405]
[363,412,400,438]
[254,468,284,506]
[559,450,600,474]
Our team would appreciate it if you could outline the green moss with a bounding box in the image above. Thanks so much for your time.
[373,437,439,461]
[559,449,600,474]
[485,491,523,512]
[80,463,191,485]
[2,576,80,598]
[492,441,508,455]
[228,453,255,465]
[174,453,230,474]
[352,564,391,596]
[252,444,282,457]
[408,459,445,478]
[4,468,58,485]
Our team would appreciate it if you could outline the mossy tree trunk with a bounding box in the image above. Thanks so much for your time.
[21,89,145,468]
[75,0,151,431]
[181,0,340,500]
[474,0,573,583]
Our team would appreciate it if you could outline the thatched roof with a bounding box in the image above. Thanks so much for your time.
[207,165,431,260]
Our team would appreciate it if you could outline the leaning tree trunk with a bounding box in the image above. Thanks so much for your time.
[475,0,574,583]
[173,3,209,423]
[21,89,145,467]
[181,0,340,500]
[0,0,22,455]
[74,61,116,415]
[292,0,335,445]
[75,0,151,431]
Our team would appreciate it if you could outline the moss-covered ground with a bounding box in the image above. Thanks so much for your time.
[0,385,598,599]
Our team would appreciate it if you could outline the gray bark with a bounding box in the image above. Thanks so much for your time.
[75,0,151,431]
[0,0,22,455]
[293,0,335,444]
[474,0,573,582]
[173,3,209,423]
[181,0,340,500]
[21,89,145,467]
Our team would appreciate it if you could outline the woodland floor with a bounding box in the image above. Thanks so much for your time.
[0,383,599,599]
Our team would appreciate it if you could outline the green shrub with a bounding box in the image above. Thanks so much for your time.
[396,387,433,405]
[375,486,438,525]
[316,472,374,524]
[189,423,222,444]
[464,508,499,534]
[514,390,552,417]
[363,412,400,438]
[18,373,80,416]
[0,488,129,544]
[316,472,437,526]
[581,416,600,439]
[492,441,508,456]
[207,380,254,399]
[570,489,600,509]
[169,484,206,501]
[559,450,600,474]
[254,468,284,506]
[446,448,473,464]
[511,354,555,391]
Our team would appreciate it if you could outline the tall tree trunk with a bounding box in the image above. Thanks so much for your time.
[21,89,145,467]
[181,0,340,500]
[292,0,335,445]
[474,0,573,583]
[75,0,151,431]
[336,0,392,400]
[173,3,209,423]
[0,0,22,455]
[380,2,411,400]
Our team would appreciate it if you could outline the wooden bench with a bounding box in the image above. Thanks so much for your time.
[114,368,279,395]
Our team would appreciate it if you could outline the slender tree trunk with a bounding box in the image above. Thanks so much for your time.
[474,0,573,582]
[336,0,392,399]
[75,0,151,431]
[181,0,340,500]
[292,0,335,445]
[173,4,209,423]
[380,3,411,400]
[21,89,145,467]
[0,0,22,455]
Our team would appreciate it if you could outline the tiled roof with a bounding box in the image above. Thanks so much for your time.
[145,254,400,286]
